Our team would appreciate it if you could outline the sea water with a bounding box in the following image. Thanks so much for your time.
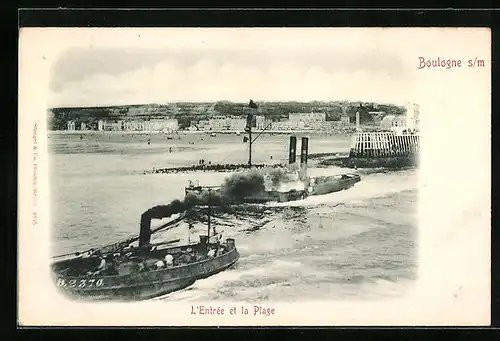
[49,132,417,301]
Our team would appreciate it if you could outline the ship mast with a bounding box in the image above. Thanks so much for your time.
[246,99,273,168]
[248,124,252,167]
[207,188,212,238]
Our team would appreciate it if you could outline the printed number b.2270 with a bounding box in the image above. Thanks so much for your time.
[57,278,104,288]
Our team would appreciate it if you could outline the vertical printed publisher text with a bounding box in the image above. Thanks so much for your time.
[32,123,38,226]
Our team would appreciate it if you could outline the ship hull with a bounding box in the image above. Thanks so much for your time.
[52,243,239,301]
[186,186,307,204]
[243,189,307,203]
[309,174,360,195]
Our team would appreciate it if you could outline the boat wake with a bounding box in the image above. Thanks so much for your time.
[158,251,416,302]
[148,169,418,302]
[158,258,305,302]
[269,169,417,208]
[182,169,417,235]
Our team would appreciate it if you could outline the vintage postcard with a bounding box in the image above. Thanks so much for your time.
[18,27,491,326]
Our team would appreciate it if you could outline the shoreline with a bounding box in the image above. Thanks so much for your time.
[47,129,360,136]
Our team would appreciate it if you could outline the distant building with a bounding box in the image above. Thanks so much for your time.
[97,118,179,132]
[145,120,162,133]
[198,120,210,131]
[144,119,179,132]
[340,116,350,126]
[229,116,246,131]
[288,112,326,129]
[164,118,179,132]
[380,115,406,130]
[102,121,123,131]
[124,120,145,131]
[256,116,273,130]
[67,121,76,131]
[98,120,105,131]
[80,122,87,131]
[272,121,291,131]
[208,115,230,131]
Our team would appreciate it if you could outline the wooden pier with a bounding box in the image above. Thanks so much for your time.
[348,131,420,158]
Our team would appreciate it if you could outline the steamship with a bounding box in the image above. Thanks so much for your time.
[186,101,360,203]
[51,198,239,301]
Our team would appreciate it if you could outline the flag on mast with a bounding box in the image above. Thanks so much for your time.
[245,99,257,132]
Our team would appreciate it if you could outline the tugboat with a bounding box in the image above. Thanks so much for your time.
[50,190,239,301]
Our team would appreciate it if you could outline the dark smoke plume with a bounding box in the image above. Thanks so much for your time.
[139,192,234,246]
[142,192,232,222]
[266,168,290,190]
[220,170,266,201]
[138,167,302,246]
[142,168,296,222]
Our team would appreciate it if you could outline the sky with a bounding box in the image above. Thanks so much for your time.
[43,28,484,108]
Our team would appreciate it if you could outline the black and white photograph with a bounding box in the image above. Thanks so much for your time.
[18,27,490,326]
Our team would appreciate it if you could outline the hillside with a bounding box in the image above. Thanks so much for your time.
[48,101,406,130]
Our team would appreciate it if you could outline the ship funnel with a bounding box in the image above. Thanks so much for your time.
[289,136,297,164]
[300,136,309,169]
[139,215,152,247]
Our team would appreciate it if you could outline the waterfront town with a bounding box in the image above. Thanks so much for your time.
[53,102,420,133]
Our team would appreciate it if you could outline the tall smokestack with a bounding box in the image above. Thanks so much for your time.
[139,214,152,247]
[355,112,360,130]
[300,137,309,167]
[289,136,297,164]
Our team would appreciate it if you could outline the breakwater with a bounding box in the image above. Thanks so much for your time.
[144,163,287,175]
[349,132,420,158]
[319,131,420,169]
[318,155,418,169]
